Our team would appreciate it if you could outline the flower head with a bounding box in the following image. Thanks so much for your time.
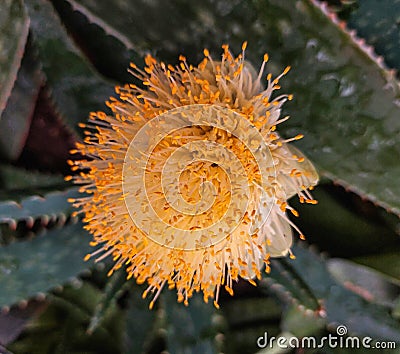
[68,43,318,309]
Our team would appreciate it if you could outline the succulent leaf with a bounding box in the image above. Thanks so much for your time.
[289,185,400,258]
[23,0,115,133]
[353,252,400,285]
[267,0,400,216]
[52,0,144,83]
[0,44,42,161]
[266,257,321,311]
[0,0,29,118]
[0,165,66,201]
[0,221,92,308]
[328,258,399,306]
[281,304,326,338]
[124,284,157,353]
[8,282,124,354]
[263,244,400,342]
[222,296,281,354]
[335,0,400,74]
[87,267,128,334]
[0,188,80,230]
[163,291,222,354]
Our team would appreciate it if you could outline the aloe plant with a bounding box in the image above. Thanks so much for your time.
[1,0,400,353]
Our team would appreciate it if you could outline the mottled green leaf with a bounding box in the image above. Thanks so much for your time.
[163,291,220,354]
[52,0,143,83]
[124,285,157,354]
[8,282,124,354]
[281,304,325,338]
[70,0,246,62]
[63,0,138,51]
[393,296,400,319]
[0,45,42,161]
[87,267,128,334]
[0,188,79,229]
[289,185,400,258]
[353,252,400,285]
[255,0,400,216]
[222,296,281,354]
[0,164,67,202]
[263,244,400,342]
[24,0,115,132]
[0,0,29,117]
[266,257,321,311]
[223,296,281,330]
[0,221,92,307]
[328,258,399,305]
[345,0,400,73]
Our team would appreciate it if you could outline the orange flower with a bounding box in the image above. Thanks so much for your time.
[68,43,318,309]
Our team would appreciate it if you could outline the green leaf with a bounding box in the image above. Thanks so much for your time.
[263,244,400,342]
[61,0,173,54]
[266,257,321,311]
[124,285,157,354]
[0,221,92,308]
[327,258,399,306]
[353,252,400,285]
[0,0,29,117]
[0,165,66,201]
[344,0,400,73]
[254,0,400,216]
[0,43,42,161]
[281,304,325,338]
[0,188,80,229]
[63,0,139,53]
[393,296,400,319]
[289,185,400,258]
[163,291,221,354]
[222,296,281,354]
[52,0,143,83]
[24,0,115,132]
[87,267,128,334]
[8,282,124,354]
[223,296,281,330]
